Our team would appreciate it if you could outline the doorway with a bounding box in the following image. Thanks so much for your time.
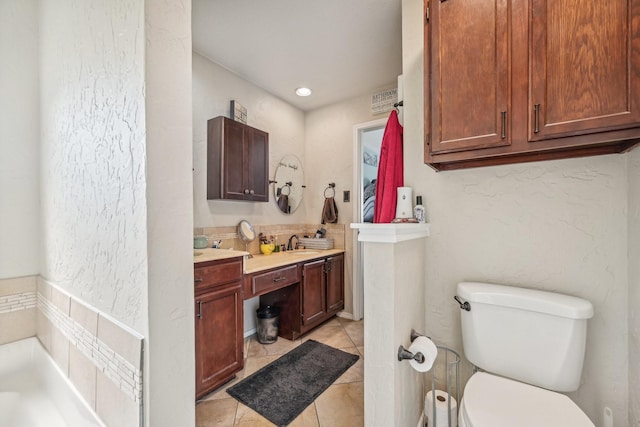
[351,118,386,320]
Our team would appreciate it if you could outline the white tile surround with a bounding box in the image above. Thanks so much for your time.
[0,276,144,427]
[37,291,143,403]
[0,291,37,314]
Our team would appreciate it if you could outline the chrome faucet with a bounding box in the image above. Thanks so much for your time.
[287,234,299,251]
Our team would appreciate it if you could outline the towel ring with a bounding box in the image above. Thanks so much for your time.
[280,183,291,196]
[324,183,335,198]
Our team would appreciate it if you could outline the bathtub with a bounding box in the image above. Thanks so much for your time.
[0,337,104,427]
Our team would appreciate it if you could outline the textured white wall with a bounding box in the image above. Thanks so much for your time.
[39,0,148,332]
[192,52,306,227]
[144,1,195,426]
[305,95,393,316]
[402,0,630,425]
[629,148,640,427]
[0,0,40,279]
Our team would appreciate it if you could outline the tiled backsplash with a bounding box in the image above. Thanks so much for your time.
[36,277,144,427]
[194,223,345,254]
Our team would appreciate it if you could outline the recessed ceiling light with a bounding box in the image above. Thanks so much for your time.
[295,87,312,97]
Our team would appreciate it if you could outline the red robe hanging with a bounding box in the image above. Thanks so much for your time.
[373,110,404,223]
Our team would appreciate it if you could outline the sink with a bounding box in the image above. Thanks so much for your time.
[290,250,320,255]
[194,251,203,257]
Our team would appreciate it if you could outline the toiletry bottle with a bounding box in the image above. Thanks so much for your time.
[414,195,426,223]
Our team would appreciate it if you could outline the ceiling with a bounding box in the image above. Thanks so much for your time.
[192,0,403,112]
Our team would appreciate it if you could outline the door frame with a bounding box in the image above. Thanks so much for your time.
[351,118,386,321]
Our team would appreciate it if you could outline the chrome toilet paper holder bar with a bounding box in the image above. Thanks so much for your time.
[397,346,425,363]
[398,329,433,363]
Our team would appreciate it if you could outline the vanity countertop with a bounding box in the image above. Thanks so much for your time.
[193,248,249,264]
[194,247,345,274]
[244,248,345,274]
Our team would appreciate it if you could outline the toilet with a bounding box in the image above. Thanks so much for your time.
[456,282,595,427]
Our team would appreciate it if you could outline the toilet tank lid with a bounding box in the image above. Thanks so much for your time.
[457,282,594,319]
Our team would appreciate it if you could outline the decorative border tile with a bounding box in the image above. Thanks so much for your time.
[0,291,37,314]
[38,292,143,403]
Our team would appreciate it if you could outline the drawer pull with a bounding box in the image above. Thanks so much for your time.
[196,301,203,319]
[272,277,286,282]
[194,277,203,283]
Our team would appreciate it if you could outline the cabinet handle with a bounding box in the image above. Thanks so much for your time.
[534,104,540,134]
[196,300,203,319]
[250,189,255,195]
[244,189,250,194]
[500,111,506,139]
[272,277,286,282]
[194,277,203,283]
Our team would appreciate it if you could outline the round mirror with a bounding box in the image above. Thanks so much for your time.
[273,155,304,214]
[238,220,256,242]
[237,220,256,257]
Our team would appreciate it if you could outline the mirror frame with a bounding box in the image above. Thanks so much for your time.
[237,220,256,242]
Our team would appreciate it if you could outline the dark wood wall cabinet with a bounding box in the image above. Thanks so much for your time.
[207,116,269,201]
[194,257,244,399]
[424,0,640,171]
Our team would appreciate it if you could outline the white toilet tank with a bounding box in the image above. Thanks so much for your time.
[457,282,594,392]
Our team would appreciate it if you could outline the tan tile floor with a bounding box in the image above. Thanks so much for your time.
[196,317,364,427]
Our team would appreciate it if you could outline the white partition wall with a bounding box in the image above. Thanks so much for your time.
[351,223,430,427]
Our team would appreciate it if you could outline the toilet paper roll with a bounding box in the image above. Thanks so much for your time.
[407,336,438,373]
[425,389,458,427]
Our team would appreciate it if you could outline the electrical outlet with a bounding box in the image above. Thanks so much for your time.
[343,190,350,202]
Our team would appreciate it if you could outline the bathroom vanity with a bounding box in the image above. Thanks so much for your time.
[193,248,344,398]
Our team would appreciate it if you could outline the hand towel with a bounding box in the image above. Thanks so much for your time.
[374,110,404,223]
[277,194,289,213]
[321,197,338,224]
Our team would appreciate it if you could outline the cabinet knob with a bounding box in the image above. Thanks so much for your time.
[244,189,250,194]
[250,189,255,195]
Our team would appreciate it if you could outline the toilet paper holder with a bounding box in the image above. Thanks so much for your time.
[402,329,461,427]
[397,346,425,363]
[397,329,432,362]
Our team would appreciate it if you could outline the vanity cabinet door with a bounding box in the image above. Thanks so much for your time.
[301,259,326,326]
[326,254,344,314]
[195,281,243,399]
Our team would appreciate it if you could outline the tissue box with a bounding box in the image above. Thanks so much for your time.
[299,238,334,250]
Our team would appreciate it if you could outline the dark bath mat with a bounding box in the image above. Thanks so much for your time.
[226,339,359,426]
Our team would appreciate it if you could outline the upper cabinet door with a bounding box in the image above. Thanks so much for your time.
[529,0,640,140]
[246,127,269,202]
[427,0,511,154]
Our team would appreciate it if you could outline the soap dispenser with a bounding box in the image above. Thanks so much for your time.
[414,195,426,223]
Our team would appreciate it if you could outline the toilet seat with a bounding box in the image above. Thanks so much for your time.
[460,372,594,427]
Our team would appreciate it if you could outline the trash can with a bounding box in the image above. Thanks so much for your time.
[256,305,280,344]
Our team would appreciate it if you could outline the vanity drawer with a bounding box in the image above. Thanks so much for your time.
[195,258,243,292]
[247,265,300,298]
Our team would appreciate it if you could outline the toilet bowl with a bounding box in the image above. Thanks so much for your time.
[458,372,594,427]
[456,282,595,427]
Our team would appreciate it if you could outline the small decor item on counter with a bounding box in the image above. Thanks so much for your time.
[413,195,426,223]
[259,233,276,255]
[194,236,208,249]
[260,243,275,255]
[395,187,413,219]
